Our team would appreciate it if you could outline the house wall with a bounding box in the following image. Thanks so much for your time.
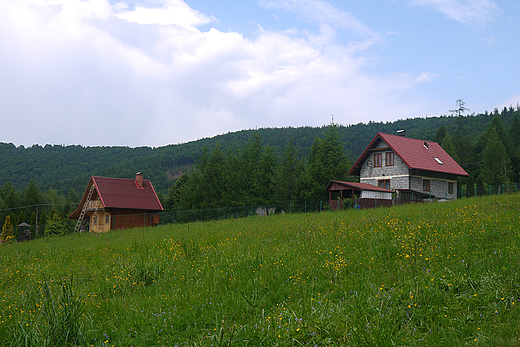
[87,210,111,233]
[360,140,410,191]
[411,176,457,200]
[360,190,393,200]
[111,212,160,230]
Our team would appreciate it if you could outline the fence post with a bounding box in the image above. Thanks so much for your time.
[320,201,322,212]
[289,202,292,214]
[172,211,175,224]
[305,201,307,214]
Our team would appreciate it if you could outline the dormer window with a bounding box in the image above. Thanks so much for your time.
[433,157,444,165]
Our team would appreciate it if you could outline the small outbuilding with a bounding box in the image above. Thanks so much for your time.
[69,173,163,233]
[326,180,393,209]
[16,222,31,242]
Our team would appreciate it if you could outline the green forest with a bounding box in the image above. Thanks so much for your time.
[1,101,520,233]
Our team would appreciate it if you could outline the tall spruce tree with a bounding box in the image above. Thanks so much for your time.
[509,114,520,182]
[306,122,350,201]
[441,133,459,163]
[480,128,510,186]
[272,136,305,203]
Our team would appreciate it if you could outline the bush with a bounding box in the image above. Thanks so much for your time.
[342,199,355,209]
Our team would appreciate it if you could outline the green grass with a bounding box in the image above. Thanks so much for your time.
[1,194,520,346]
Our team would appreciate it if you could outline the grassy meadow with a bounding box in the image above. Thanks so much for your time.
[1,194,520,346]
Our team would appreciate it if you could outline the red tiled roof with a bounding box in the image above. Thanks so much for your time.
[326,180,393,193]
[93,176,163,210]
[349,133,469,177]
[69,176,163,219]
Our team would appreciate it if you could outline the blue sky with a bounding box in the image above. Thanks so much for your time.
[0,0,519,147]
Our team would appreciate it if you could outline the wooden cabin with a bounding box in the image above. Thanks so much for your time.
[69,173,163,233]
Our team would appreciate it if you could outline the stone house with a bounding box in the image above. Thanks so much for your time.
[349,132,469,202]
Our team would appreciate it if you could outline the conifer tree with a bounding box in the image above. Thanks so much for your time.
[38,211,47,238]
[1,215,14,243]
[272,136,305,203]
[306,122,350,201]
[441,133,459,163]
[45,208,67,236]
[16,211,24,238]
[481,128,510,186]
[509,114,520,182]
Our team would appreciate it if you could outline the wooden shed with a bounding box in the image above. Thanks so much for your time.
[326,180,394,209]
[69,173,163,233]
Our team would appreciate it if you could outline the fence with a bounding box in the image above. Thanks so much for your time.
[459,182,519,198]
[160,201,327,224]
[1,182,518,238]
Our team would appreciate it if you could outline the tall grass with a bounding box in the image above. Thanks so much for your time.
[1,194,519,346]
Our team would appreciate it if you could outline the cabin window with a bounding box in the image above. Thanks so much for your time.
[448,182,454,194]
[374,153,382,167]
[423,179,430,192]
[105,215,110,224]
[378,179,390,190]
[386,152,394,166]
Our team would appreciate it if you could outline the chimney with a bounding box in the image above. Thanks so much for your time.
[136,172,143,188]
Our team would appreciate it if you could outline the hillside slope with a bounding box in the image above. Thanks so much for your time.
[1,194,519,345]
[0,108,517,195]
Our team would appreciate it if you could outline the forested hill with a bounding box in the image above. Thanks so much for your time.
[1,106,519,197]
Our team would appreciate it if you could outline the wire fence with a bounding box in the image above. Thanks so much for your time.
[1,182,518,240]
[459,182,519,198]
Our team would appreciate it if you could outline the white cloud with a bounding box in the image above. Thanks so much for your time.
[115,0,215,27]
[0,0,435,147]
[408,0,500,25]
[259,0,375,35]
[497,95,520,111]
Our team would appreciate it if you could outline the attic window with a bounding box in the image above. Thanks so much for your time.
[433,157,444,165]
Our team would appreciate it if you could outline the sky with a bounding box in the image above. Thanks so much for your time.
[1,0,519,148]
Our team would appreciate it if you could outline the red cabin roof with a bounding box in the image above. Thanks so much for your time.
[349,132,469,177]
[69,176,163,219]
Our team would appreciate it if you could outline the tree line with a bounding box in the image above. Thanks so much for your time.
[0,180,79,241]
[164,123,350,211]
[432,101,520,189]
